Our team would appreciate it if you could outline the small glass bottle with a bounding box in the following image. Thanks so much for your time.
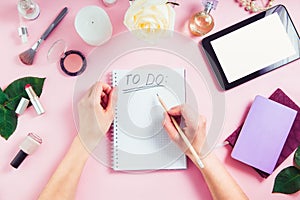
[189,0,218,36]
[17,0,40,20]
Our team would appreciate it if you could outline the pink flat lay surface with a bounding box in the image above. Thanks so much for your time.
[0,0,299,199]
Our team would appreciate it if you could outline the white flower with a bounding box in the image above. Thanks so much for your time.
[124,0,176,41]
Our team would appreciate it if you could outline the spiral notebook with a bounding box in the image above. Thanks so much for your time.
[111,67,187,171]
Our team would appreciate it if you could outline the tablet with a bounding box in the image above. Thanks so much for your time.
[202,5,300,90]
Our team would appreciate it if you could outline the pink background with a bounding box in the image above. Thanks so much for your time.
[0,0,299,199]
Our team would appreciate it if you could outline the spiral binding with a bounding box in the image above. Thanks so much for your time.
[110,71,119,170]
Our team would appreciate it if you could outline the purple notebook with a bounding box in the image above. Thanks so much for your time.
[231,94,297,175]
[226,89,300,178]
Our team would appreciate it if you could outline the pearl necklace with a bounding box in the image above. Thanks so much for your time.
[237,0,275,13]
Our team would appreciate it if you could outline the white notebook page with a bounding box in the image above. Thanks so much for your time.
[112,67,186,171]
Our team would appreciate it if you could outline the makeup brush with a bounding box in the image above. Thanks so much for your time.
[19,7,68,65]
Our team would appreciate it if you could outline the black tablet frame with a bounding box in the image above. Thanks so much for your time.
[201,5,300,90]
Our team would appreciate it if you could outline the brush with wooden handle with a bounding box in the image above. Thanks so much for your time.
[19,7,68,65]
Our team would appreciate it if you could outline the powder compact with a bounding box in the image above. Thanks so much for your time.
[60,50,87,76]
[47,39,87,76]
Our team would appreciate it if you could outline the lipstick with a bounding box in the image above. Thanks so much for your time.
[15,97,30,115]
[10,133,42,169]
[25,84,45,115]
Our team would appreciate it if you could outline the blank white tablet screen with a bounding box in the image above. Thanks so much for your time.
[211,13,296,83]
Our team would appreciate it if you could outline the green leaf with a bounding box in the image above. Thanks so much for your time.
[0,106,18,140]
[273,166,300,194]
[3,77,45,111]
[0,88,8,105]
[295,146,300,168]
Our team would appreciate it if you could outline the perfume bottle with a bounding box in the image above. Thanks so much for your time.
[189,0,218,36]
[17,0,40,20]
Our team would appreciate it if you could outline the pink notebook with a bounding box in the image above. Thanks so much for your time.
[231,95,297,174]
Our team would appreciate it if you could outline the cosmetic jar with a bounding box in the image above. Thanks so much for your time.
[47,39,87,76]
[17,0,40,20]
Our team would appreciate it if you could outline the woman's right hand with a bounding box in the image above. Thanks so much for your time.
[163,104,207,160]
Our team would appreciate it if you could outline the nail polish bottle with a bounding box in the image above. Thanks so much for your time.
[10,133,42,169]
[189,0,218,36]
